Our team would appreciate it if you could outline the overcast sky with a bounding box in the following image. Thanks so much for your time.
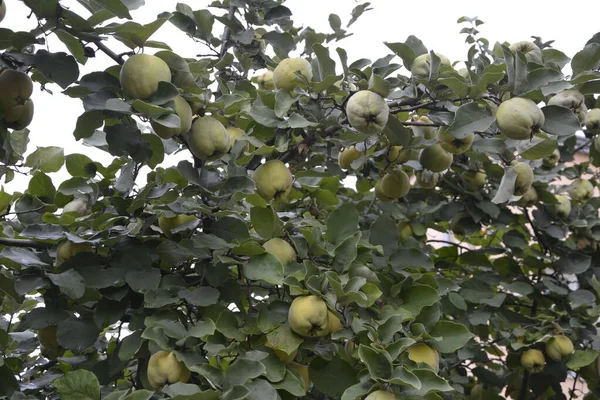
[3,0,600,192]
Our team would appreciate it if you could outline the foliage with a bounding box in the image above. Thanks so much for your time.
[0,1,600,399]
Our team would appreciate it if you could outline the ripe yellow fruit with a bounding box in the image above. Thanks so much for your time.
[407,343,439,372]
[365,390,398,400]
[258,70,275,90]
[0,70,33,109]
[462,170,486,192]
[290,363,310,390]
[326,310,343,334]
[569,179,594,203]
[387,145,410,165]
[253,160,294,201]
[438,128,474,154]
[542,149,560,168]
[410,115,438,139]
[187,116,231,160]
[585,108,600,134]
[411,52,451,78]
[545,335,574,361]
[553,194,572,220]
[158,214,198,238]
[119,54,172,100]
[56,241,93,265]
[147,350,191,389]
[338,146,363,169]
[513,162,534,196]
[263,238,296,265]
[62,198,91,216]
[509,41,543,64]
[517,186,538,207]
[345,90,389,134]
[265,341,297,364]
[496,97,545,140]
[419,143,453,172]
[273,58,312,92]
[380,169,410,199]
[397,221,413,241]
[151,96,193,139]
[38,326,59,349]
[288,295,329,337]
[3,99,34,130]
[521,349,545,373]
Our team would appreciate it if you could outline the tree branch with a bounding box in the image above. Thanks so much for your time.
[95,40,128,65]
[0,237,49,249]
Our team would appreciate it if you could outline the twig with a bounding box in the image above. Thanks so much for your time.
[427,239,471,251]
[95,41,127,65]
[0,237,49,249]
[390,101,438,114]
[568,371,579,400]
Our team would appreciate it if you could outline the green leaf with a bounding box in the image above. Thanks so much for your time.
[250,207,279,239]
[358,345,393,379]
[400,284,440,317]
[310,357,359,398]
[541,105,581,136]
[557,252,591,274]
[57,318,100,352]
[387,366,421,389]
[448,102,494,139]
[390,248,434,271]
[430,321,474,353]
[491,166,517,204]
[266,324,303,356]
[243,253,284,285]
[244,379,279,400]
[25,147,64,173]
[312,43,337,82]
[571,43,600,76]
[566,349,598,370]
[91,0,132,19]
[46,270,86,300]
[225,359,266,387]
[400,369,453,396]
[210,216,250,242]
[65,154,97,178]
[518,134,558,160]
[262,32,295,52]
[326,203,359,246]
[54,370,100,400]
[54,29,87,65]
[35,50,80,89]
[28,171,56,203]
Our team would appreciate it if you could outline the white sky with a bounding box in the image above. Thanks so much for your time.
[2,0,600,192]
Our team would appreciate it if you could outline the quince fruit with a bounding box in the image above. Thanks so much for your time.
[517,186,538,207]
[496,97,545,140]
[263,238,296,265]
[0,69,33,109]
[119,54,171,100]
[56,241,93,265]
[147,350,191,389]
[379,169,410,199]
[513,162,534,196]
[62,198,91,216]
[158,214,198,238]
[416,169,439,189]
[542,149,560,168]
[345,90,389,134]
[338,146,363,170]
[253,160,294,201]
[407,343,439,372]
[410,115,438,139]
[365,390,398,400]
[3,99,34,130]
[569,179,594,203]
[187,116,231,160]
[521,349,545,373]
[411,52,451,78]
[552,194,572,220]
[546,335,574,361]
[273,58,312,92]
[258,70,275,90]
[397,221,413,241]
[288,295,329,337]
[387,145,410,165]
[585,108,600,134]
[438,127,474,154]
[419,143,453,172]
[151,95,193,139]
[509,41,543,64]
[462,170,486,192]
[548,89,587,122]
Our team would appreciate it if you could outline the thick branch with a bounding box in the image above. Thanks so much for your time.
[0,237,49,249]
[95,41,127,65]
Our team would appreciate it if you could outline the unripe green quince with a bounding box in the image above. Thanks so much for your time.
[545,335,574,361]
[521,349,545,373]
[419,143,453,172]
[416,169,439,189]
[407,343,439,372]
[397,221,413,241]
[273,58,312,92]
[438,127,474,154]
[380,169,410,199]
[338,146,363,169]
[288,295,329,337]
[186,116,231,160]
[542,149,560,168]
[151,95,193,139]
[56,241,93,265]
[513,162,534,196]
[147,350,191,390]
[410,52,451,78]
[374,179,394,202]
[326,310,343,334]
[387,145,410,165]
[410,115,438,139]
[462,170,486,191]
[227,127,249,152]
[119,54,172,100]
[569,179,594,203]
[585,108,600,134]
[158,214,198,238]
[365,390,398,400]
[553,194,571,220]
[548,89,587,122]
[0,70,33,109]
[253,160,294,201]
[496,97,545,140]
[517,186,538,207]
[509,41,543,64]
[263,238,296,265]
[345,90,389,134]
[3,99,34,130]
[0,1,6,23]
[258,70,275,90]
[62,198,91,216]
